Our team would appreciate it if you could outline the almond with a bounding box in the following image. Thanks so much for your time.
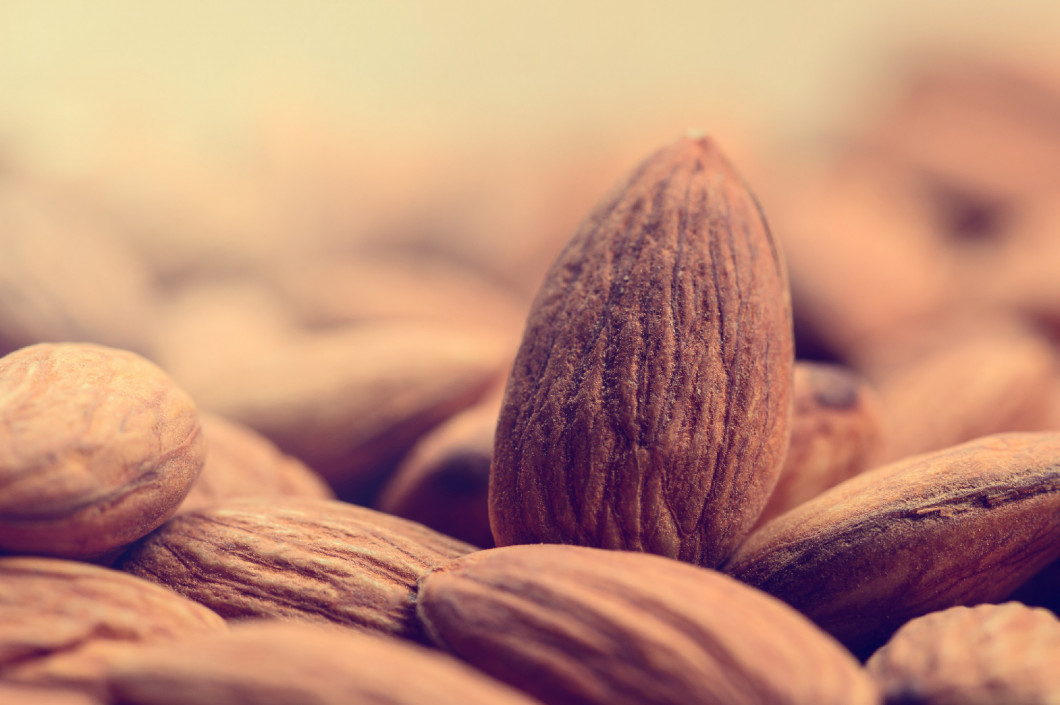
[103,620,539,705]
[756,362,881,526]
[416,544,878,705]
[118,498,476,641]
[725,432,1060,656]
[490,135,794,567]
[177,412,332,514]
[866,602,1060,704]
[0,557,224,697]
[0,343,205,558]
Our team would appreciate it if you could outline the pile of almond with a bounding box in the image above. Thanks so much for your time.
[3,50,1060,705]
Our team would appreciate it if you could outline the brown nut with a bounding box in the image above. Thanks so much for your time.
[177,412,333,514]
[417,544,879,705]
[0,343,205,558]
[118,498,476,641]
[174,321,506,500]
[756,362,882,527]
[859,313,1056,465]
[490,134,794,568]
[0,557,225,697]
[376,393,501,548]
[725,432,1060,657]
[866,602,1060,705]
[103,620,540,705]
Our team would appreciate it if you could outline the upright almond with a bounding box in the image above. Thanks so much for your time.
[490,134,793,567]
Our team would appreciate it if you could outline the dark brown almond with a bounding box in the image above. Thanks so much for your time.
[376,393,501,548]
[177,412,333,514]
[0,557,224,697]
[725,432,1060,657]
[490,134,794,568]
[104,620,540,705]
[866,602,1060,705]
[0,343,205,558]
[118,498,476,640]
[417,544,878,705]
[756,362,881,526]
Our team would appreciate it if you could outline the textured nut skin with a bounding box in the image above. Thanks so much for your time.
[0,343,205,558]
[104,620,541,705]
[0,684,101,705]
[867,603,1060,705]
[178,412,333,514]
[725,432,1060,657]
[490,135,794,568]
[377,395,500,548]
[756,362,881,526]
[417,544,878,705]
[119,498,476,640]
[0,557,225,696]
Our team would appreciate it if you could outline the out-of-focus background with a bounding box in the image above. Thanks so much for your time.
[6,1,1060,510]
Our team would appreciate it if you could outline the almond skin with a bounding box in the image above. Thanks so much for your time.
[104,620,541,705]
[490,135,794,567]
[417,544,878,705]
[118,498,476,641]
[725,432,1060,657]
[755,362,881,526]
[866,602,1060,705]
[177,412,333,514]
[0,343,205,558]
[0,557,225,697]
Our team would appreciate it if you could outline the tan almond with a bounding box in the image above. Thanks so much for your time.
[376,392,501,548]
[104,620,540,705]
[177,321,506,499]
[0,343,205,558]
[0,684,101,705]
[177,412,333,514]
[0,557,224,697]
[866,602,1060,705]
[756,362,882,526]
[725,432,1060,657]
[859,313,1056,465]
[417,543,878,705]
[118,498,476,641]
[490,134,794,568]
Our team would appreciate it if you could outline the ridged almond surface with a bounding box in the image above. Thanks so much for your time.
[756,362,881,526]
[104,620,540,705]
[0,557,224,696]
[118,498,476,640]
[417,544,878,705]
[0,343,205,558]
[726,432,1060,656]
[490,135,794,567]
[866,602,1060,705]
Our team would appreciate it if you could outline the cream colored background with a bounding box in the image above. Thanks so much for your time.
[1,1,1058,174]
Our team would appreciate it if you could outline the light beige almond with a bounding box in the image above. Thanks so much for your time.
[866,602,1060,705]
[0,343,205,558]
